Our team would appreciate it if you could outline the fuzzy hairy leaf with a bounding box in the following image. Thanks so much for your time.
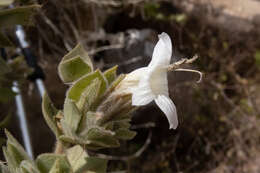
[64,99,82,132]
[67,70,107,102]
[84,157,108,173]
[36,154,71,173]
[103,65,118,85]
[2,147,16,170]
[58,135,76,144]
[0,5,40,27]
[76,79,101,112]
[59,119,89,145]
[5,130,30,166]
[78,112,102,137]
[20,160,40,173]
[86,127,119,149]
[58,56,92,83]
[60,119,77,141]
[49,159,60,173]
[115,128,136,140]
[66,145,107,173]
[58,44,93,83]
[42,93,60,137]
[66,145,88,173]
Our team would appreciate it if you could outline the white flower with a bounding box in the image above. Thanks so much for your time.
[117,32,178,129]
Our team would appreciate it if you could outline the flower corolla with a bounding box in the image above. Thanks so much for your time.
[117,32,178,129]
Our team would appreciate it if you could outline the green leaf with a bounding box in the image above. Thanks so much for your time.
[64,99,82,132]
[84,157,108,173]
[60,119,77,140]
[103,65,118,85]
[76,79,101,112]
[0,5,40,27]
[0,0,14,7]
[3,147,17,170]
[66,145,88,173]
[67,70,107,102]
[36,154,71,173]
[58,56,92,83]
[3,130,30,170]
[0,32,13,47]
[66,145,107,173]
[78,112,102,137]
[101,74,125,99]
[113,119,131,129]
[20,160,40,173]
[58,43,93,83]
[0,87,16,103]
[115,128,136,140]
[58,135,76,144]
[49,159,60,173]
[61,44,93,67]
[86,127,119,149]
[42,93,60,137]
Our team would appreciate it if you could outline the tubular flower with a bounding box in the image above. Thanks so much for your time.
[117,32,178,129]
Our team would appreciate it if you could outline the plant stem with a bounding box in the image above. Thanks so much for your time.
[54,140,64,154]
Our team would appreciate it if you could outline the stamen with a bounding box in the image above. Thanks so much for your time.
[174,68,203,83]
[167,54,199,71]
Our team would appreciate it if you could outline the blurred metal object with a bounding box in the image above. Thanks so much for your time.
[8,3,46,159]
[15,25,46,97]
[12,81,34,159]
[35,79,46,98]
[15,25,29,48]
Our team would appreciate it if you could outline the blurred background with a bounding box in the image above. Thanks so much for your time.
[1,0,260,172]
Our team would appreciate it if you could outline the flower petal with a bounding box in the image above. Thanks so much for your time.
[132,75,155,106]
[149,67,169,96]
[155,95,178,129]
[124,67,148,83]
[148,32,172,67]
[116,67,148,94]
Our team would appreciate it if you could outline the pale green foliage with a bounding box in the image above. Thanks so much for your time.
[36,154,71,173]
[42,43,136,151]
[67,70,107,102]
[1,43,137,172]
[66,145,107,173]
[58,44,93,83]
[3,130,31,171]
[42,93,60,137]
[2,130,107,173]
